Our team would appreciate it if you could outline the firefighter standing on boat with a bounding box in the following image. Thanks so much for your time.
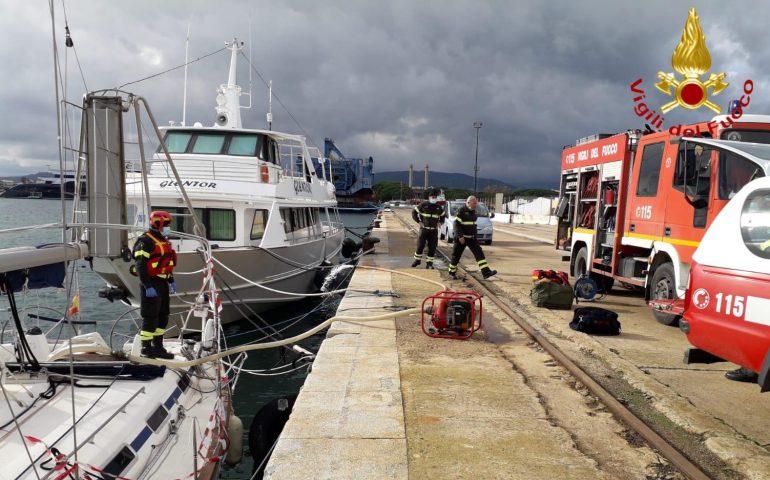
[132,210,177,359]
[448,196,497,279]
[411,189,445,269]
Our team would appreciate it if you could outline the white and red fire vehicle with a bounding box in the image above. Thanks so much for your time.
[680,173,770,391]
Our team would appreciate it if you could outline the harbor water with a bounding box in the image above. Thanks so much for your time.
[0,197,376,478]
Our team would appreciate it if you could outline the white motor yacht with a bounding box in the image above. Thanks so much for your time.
[92,39,346,324]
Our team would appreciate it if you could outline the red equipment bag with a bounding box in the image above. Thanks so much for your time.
[531,269,570,286]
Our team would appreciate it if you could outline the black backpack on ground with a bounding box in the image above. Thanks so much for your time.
[569,307,620,335]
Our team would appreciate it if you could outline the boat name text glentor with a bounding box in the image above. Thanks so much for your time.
[159,180,218,189]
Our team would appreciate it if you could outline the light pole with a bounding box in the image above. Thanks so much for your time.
[473,122,482,195]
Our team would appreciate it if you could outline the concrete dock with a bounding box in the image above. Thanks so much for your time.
[265,209,770,479]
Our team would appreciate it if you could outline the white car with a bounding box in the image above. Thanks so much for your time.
[440,200,494,245]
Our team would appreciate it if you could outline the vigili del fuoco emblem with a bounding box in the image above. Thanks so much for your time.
[655,7,728,113]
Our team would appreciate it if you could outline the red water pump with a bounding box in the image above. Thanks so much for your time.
[421,290,483,340]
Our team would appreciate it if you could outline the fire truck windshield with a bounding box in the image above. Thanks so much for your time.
[681,137,770,200]
[719,153,765,199]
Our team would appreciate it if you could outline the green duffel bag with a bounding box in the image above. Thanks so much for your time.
[530,280,574,309]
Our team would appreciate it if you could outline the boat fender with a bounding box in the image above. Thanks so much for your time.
[340,238,361,258]
[202,319,216,350]
[225,415,244,465]
[249,395,298,478]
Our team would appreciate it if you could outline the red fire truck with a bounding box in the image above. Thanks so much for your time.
[556,115,770,324]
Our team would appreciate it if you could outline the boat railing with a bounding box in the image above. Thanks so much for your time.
[144,157,282,184]
[0,222,215,338]
[320,219,344,235]
[32,387,146,480]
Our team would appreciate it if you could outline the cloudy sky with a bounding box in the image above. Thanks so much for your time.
[0,0,765,187]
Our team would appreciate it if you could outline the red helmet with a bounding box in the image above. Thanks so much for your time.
[149,210,173,228]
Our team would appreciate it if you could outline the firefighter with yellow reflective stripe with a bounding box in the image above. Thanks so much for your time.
[411,189,445,269]
[448,196,497,280]
[132,210,177,359]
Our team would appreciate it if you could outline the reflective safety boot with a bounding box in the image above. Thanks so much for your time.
[425,262,434,269]
[152,336,175,360]
[482,268,498,279]
[140,339,155,358]
[411,259,421,268]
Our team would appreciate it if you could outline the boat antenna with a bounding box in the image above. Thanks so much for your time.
[267,80,273,130]
[243,13,253,110]
[182,17,191,126]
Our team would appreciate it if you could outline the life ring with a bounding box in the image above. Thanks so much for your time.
[260,165,269,183]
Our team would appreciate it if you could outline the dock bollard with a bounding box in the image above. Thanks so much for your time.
[362,235,380,252]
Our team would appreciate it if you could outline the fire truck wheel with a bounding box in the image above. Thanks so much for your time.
[650,263,681,326]
[572,247,588,278]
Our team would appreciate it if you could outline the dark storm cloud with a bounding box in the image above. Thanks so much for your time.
[0,1,767,186]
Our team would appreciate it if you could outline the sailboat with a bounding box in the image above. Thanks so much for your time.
[0,90,240,479]
[91,39,346,325]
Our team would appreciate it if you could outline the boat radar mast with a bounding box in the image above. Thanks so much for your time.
[215,38,244,129]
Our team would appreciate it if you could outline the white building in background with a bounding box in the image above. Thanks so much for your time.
[496,196,557,225]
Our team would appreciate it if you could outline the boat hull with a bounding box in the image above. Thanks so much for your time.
[92,229,345,326]
[0,339,229,480]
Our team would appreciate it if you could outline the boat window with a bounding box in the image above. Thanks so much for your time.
[740,189,770,259]
[279,207,319,238]
[207,209,236,241]
[250,210,269,240]
[229,135,260,156]
[102,446,135,478]
[280,208,291,233]
[293,208,306,230]
[636,142,664,197]
[718,153,765,199]
[191,134,226,154]
[152,206,234,241]
[165,132,193,153]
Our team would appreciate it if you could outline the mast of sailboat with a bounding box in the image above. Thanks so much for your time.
[49,0,67,243]
[182,19,191,126]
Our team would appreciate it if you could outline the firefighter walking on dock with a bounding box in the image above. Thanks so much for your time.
[411,188,445,269]
[448,196,497,279]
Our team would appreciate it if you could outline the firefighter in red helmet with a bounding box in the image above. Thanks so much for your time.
[132,210,177,359]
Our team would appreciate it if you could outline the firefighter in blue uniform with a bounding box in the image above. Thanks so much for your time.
[132,210,177,359]
[411,189,445,269]
[448,196,497,279]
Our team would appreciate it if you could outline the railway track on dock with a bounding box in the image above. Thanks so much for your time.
[390,210,712,480]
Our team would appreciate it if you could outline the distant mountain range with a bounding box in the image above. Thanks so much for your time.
[374,170,519,190]
[0,172,50,182]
